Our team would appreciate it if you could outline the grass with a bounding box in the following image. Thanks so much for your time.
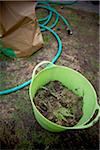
[36,9,47,20]
[43,32,52,44]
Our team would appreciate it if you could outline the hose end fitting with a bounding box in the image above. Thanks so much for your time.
[67,29,73,35]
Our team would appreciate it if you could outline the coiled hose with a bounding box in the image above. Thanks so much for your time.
[0,1,74,95]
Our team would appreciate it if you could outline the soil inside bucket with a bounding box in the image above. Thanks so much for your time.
[34,81,83,127]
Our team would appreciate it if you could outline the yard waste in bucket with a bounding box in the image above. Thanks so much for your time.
[30,61,100,132]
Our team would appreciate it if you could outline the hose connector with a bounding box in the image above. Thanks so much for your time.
[67,29,73,35]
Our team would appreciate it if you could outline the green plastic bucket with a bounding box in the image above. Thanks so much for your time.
[29,61,100,132]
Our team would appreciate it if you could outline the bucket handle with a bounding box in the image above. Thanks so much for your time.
[82,104,100,129]
[32,61,56,79]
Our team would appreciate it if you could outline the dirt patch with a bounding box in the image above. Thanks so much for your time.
[34,81,83,126]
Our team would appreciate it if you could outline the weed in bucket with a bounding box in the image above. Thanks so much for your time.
[34,81,83,127]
